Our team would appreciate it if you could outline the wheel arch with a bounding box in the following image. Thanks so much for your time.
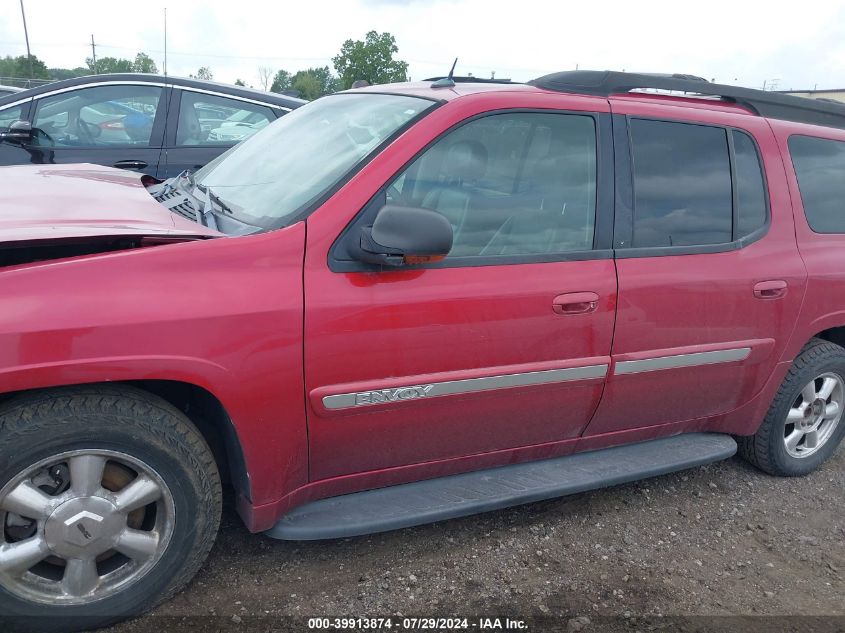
[0,379,251,503]
[815,326,845,350]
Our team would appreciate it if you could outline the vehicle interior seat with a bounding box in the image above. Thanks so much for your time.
[177,103,204,145]
[420,140,488,254]
[481,132,596,256]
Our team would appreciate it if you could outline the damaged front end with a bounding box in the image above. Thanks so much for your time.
[0,234,209,269]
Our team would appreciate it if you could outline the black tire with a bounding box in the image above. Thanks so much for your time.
[739,338,845,476]
[0,385,222,633]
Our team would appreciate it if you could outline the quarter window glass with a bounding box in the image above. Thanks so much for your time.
[0,105,23,129]
[630,119,733,247]
[388,112,597,259]
[788,135,845,233]
[733,130,768,237]
[177,92,275,146]
[32,85,161,147]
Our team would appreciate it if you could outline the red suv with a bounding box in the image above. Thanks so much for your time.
[1,71,845,630]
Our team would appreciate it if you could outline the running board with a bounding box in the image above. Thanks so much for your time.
[265,433,737,541]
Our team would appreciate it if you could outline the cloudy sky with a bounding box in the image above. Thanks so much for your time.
[1,0,843,90]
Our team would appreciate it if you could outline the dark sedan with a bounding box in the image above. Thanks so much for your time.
[0,74,304,178]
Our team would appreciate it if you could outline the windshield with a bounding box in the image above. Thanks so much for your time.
[193,93,437,229]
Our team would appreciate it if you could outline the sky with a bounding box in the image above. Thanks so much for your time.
[1,0,844,91]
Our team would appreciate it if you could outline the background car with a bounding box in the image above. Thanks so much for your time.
[206,109,271,142]
[0,74,305,177]
[0,85,23,97]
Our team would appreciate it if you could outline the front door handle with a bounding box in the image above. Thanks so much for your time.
[113,160,148,170]
[553,292,599,315]
[753,280,787,300]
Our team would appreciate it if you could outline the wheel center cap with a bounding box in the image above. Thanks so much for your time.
[44,496,123,558]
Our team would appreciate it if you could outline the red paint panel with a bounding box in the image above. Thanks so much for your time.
[0,226,307,506]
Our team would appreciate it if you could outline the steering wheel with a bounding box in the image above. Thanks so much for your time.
[76,117,100,144]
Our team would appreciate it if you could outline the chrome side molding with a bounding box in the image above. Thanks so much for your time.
[614,347,751,375]
[322,364,609,410]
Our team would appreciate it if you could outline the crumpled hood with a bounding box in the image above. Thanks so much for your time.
[0,163,222,244]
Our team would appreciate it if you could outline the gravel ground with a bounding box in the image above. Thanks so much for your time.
[111,447,845,633]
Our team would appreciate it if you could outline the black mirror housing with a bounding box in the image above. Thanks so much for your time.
[0,119,33,142]
[357,205,453,267]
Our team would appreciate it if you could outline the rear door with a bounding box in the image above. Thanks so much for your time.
[584,100,806,436]
[26,83,167,176]
[159,89,281,178]
[305,96,619,480]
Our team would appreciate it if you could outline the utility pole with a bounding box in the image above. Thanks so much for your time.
[90,34,97,74]
[163,8,168,76]
[19,0,33,82]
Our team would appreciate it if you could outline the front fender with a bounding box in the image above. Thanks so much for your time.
[0,224,308,507]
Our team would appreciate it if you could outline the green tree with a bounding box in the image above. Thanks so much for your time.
[270,69,291,93]
[0,54,50,79]
[87,56,133,74]
[132,52,158,74]
[48,67,89,81]
[190,66,213,81]
[290,66,340,100]
[291,73,321,101]
[234,78,246,86]
[332,31,408,89]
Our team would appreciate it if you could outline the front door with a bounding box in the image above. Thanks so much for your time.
[305,105,618,480]
[25,83,167,177]
[584,104,806,436]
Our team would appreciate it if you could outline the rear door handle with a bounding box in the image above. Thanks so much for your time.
[113,160,148,170]
[753,280,787,299]
[553,292,600,315]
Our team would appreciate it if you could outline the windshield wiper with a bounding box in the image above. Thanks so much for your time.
[193,182,236,231]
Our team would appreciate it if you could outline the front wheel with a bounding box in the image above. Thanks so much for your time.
[0,386,222,632]
[740,338,845,476]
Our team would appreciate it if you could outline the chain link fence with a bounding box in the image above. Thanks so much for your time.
[0,77,55,89]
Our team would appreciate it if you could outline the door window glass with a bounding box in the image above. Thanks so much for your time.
[0,104,23,129]
[387,112,597,259]
[789,135,845,233]
[177,92,275,146]
[32,85,161,147]
[630,119,733,247]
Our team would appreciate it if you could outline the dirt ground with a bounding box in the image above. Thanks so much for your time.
[111,447,845,633]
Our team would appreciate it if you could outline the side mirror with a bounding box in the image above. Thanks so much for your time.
[357,205,453,266]
[0,120,33,142]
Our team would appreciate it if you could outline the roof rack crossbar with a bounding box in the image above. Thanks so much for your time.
[528,71,845,131]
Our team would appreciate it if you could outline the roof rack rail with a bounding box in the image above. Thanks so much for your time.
[528,70,845,130]
[424,75,513,84]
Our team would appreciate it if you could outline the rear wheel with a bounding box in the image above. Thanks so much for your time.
[740,338,845,476]
[0,386,221,632]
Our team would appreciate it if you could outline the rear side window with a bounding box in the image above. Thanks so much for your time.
[629,120,767,248]
[733,131,768,237]
[788,135,845,233]
[631,119,733,247]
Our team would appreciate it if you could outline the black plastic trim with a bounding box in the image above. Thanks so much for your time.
[265,433,737,541]
[329,108,615,272]
[612,115,772,258]
[529,70,845,131]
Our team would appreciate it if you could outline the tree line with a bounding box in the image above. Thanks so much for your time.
[0,31,409,101]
